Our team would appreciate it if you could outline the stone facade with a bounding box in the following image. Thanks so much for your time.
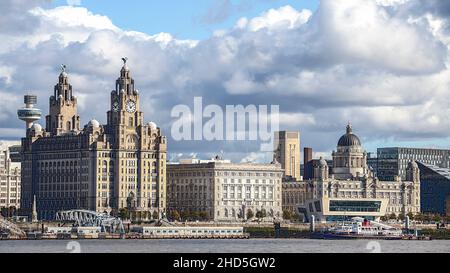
[307,166,421,217]
[300,125,421,220]
[286,125,421,223]
[282,181,307,214]
[167,158,283,222]
[20,60,167,220]
[0,145,21,210]
[274,131,301,180]
[332,124,369,180]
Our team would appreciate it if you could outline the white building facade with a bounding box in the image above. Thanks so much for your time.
[167,158,284,222]
[0,144,21,210]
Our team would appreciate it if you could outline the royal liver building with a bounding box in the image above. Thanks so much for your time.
[20,59,167,220]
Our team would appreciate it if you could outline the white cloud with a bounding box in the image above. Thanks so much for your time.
[236,5,312,31]
[31,6,115,31]
[240,152,269,163]
[311,0,446,74]
[0,0,450,162]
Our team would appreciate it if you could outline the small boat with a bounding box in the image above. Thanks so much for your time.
[316,217,404,240]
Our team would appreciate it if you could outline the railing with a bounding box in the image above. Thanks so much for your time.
[55,210,125,234]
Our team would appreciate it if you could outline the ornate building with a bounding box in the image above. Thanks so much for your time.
[282,181,307,217]
[296,125,421,222]
[20,59,167,220]
[167,158,283,222]
[0,143,21,210]
[332,124,369,180]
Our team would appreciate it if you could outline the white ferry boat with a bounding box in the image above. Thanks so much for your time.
[319,217,403,240]
[131,226,249,239]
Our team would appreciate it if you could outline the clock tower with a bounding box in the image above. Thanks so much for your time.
[107,57,144,146]
[106,58,167,217]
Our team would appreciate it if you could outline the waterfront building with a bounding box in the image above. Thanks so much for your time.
[417,162,450,216]
[281,181,307,215]
[305,158,333,180]
[274,131,301,180]
[303,147,313,180]
[0,143,21,210]
[167,157,283,222]
[19,60,167,220]
[366,152,378,178]
[331,124,369,180]
[0,142,23,164]
[299,125,421,223]
[377,147,450,181]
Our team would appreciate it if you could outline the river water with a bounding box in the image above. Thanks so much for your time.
[0,239,449,253]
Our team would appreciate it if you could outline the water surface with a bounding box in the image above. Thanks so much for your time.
[0,239,449,253]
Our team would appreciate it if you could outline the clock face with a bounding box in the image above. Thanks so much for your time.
[112,101,119,112]
[126,100,136,113]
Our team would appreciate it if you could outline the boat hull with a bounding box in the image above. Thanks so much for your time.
[315,233,403,240]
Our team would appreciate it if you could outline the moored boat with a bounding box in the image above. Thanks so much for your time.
[315,217,404,240]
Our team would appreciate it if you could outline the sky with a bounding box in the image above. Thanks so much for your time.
[51,0,320,39]
[1,0,450,163]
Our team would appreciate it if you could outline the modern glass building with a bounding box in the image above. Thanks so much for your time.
[299,197,388,222]
[329,200,382,213]
[417,162,450,216]
[377,147,450,181]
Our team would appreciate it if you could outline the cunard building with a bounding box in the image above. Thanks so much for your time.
[20,59,167,220]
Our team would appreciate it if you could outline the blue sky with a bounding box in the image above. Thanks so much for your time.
[51,0,319,39]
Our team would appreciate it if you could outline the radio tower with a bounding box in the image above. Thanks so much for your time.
[17,95,42,130]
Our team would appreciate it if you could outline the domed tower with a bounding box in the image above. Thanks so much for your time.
[332,123,368,180]
[314,157,329,181]
[406,161,420,183]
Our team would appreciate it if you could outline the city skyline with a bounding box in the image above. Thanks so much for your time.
[1,0,450,259]
[1,0,450,164]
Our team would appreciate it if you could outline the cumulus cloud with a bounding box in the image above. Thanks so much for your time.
[240,152,269,163]
[1,0,450,162]
[199,0,282,25]
[236,5,312,31]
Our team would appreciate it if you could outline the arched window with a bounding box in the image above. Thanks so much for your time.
[126,135,138,150]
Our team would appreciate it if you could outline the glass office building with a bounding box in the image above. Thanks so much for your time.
[377,147,450,181]
[417,162,450,216]
[329,200,382,213]
[299,197,388,223]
